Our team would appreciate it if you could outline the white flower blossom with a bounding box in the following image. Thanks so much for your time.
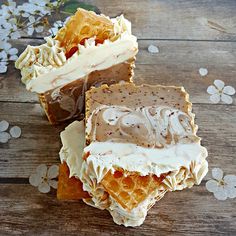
[206,168,236,200]
[29,164,59,193]
[207,80,235,104]
[0,40,18,73]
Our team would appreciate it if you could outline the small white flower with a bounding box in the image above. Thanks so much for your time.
[29,164,59,193]
[0,41,18,61]
[27,16,45,36]
[207,80,235,104]
[148,44,159,54]
[206,168,236,200]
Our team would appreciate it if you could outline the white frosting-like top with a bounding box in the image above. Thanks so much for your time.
[15,37,67,85]
[15,15,138,93]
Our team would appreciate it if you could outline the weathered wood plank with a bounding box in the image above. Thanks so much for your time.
[1,0,236,41]
[0,102,235,178]
[1,39,236,104]
[0,184,235,235]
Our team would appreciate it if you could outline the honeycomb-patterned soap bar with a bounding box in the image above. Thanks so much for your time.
[101,170,166,210]
[55,8,115,58]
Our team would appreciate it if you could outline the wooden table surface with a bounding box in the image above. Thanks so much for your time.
[1,0,236,235]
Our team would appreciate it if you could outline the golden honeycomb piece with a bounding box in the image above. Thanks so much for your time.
[101,170,166,211]
[55,8,116,58]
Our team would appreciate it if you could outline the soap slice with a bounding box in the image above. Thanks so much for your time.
[81,83,208,226]
[85,83,196,143]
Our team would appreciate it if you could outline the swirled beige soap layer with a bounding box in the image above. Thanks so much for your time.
[87,105,199,148]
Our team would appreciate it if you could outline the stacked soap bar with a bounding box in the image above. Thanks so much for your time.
[15,8,138,124]
[58,83,208,227]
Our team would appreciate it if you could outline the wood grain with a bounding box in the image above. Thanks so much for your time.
[0,184,235,236]
[2,0,236,41]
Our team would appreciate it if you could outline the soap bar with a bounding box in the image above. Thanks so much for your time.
[15,8,138,124]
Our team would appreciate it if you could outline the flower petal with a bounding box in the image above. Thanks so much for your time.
[0,120,9,132]
[199,68,208,76]
[29,173,41,187]
[36,164,47,178]
[27,27,34,36]
[0,131,11,143]
[9,55,18,61]
[225,187,236,199]
[9,126,21,138]
[8,48,18,55]
[206,179,218,192]
[207,85,218,95]
[221,94,233,104]
[48,180,58,189]
[47,165,59,179]
[10,31,21,40]
[214,187,228,200]
[0,64,7,73]
[223,86,236,95]
[35,26,44,33]
[212,168,223,181]
[214,80,225,90]
[38,181,50,193]
[210,94,220,103]
[148,45,159,54]
[224,175,236,187]
[0,51,8,59]
[29,15,36,23]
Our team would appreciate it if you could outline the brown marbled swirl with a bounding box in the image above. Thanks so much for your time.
[87,105,200,148]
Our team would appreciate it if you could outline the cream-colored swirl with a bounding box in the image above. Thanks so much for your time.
[15,37,66,84]
[87,105,199,148]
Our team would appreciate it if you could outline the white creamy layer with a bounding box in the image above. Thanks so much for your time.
[16,15,138,94]
[83,141,207,179]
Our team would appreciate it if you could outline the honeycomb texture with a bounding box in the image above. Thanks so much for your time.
[55,8,115,58]
[101,170,165,211]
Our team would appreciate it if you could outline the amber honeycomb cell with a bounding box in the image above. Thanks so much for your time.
[101,170,166,211]
[57,162,90,200]
[55,8,116,58]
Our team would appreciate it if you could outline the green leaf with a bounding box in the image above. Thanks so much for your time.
[63,1,100,14]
